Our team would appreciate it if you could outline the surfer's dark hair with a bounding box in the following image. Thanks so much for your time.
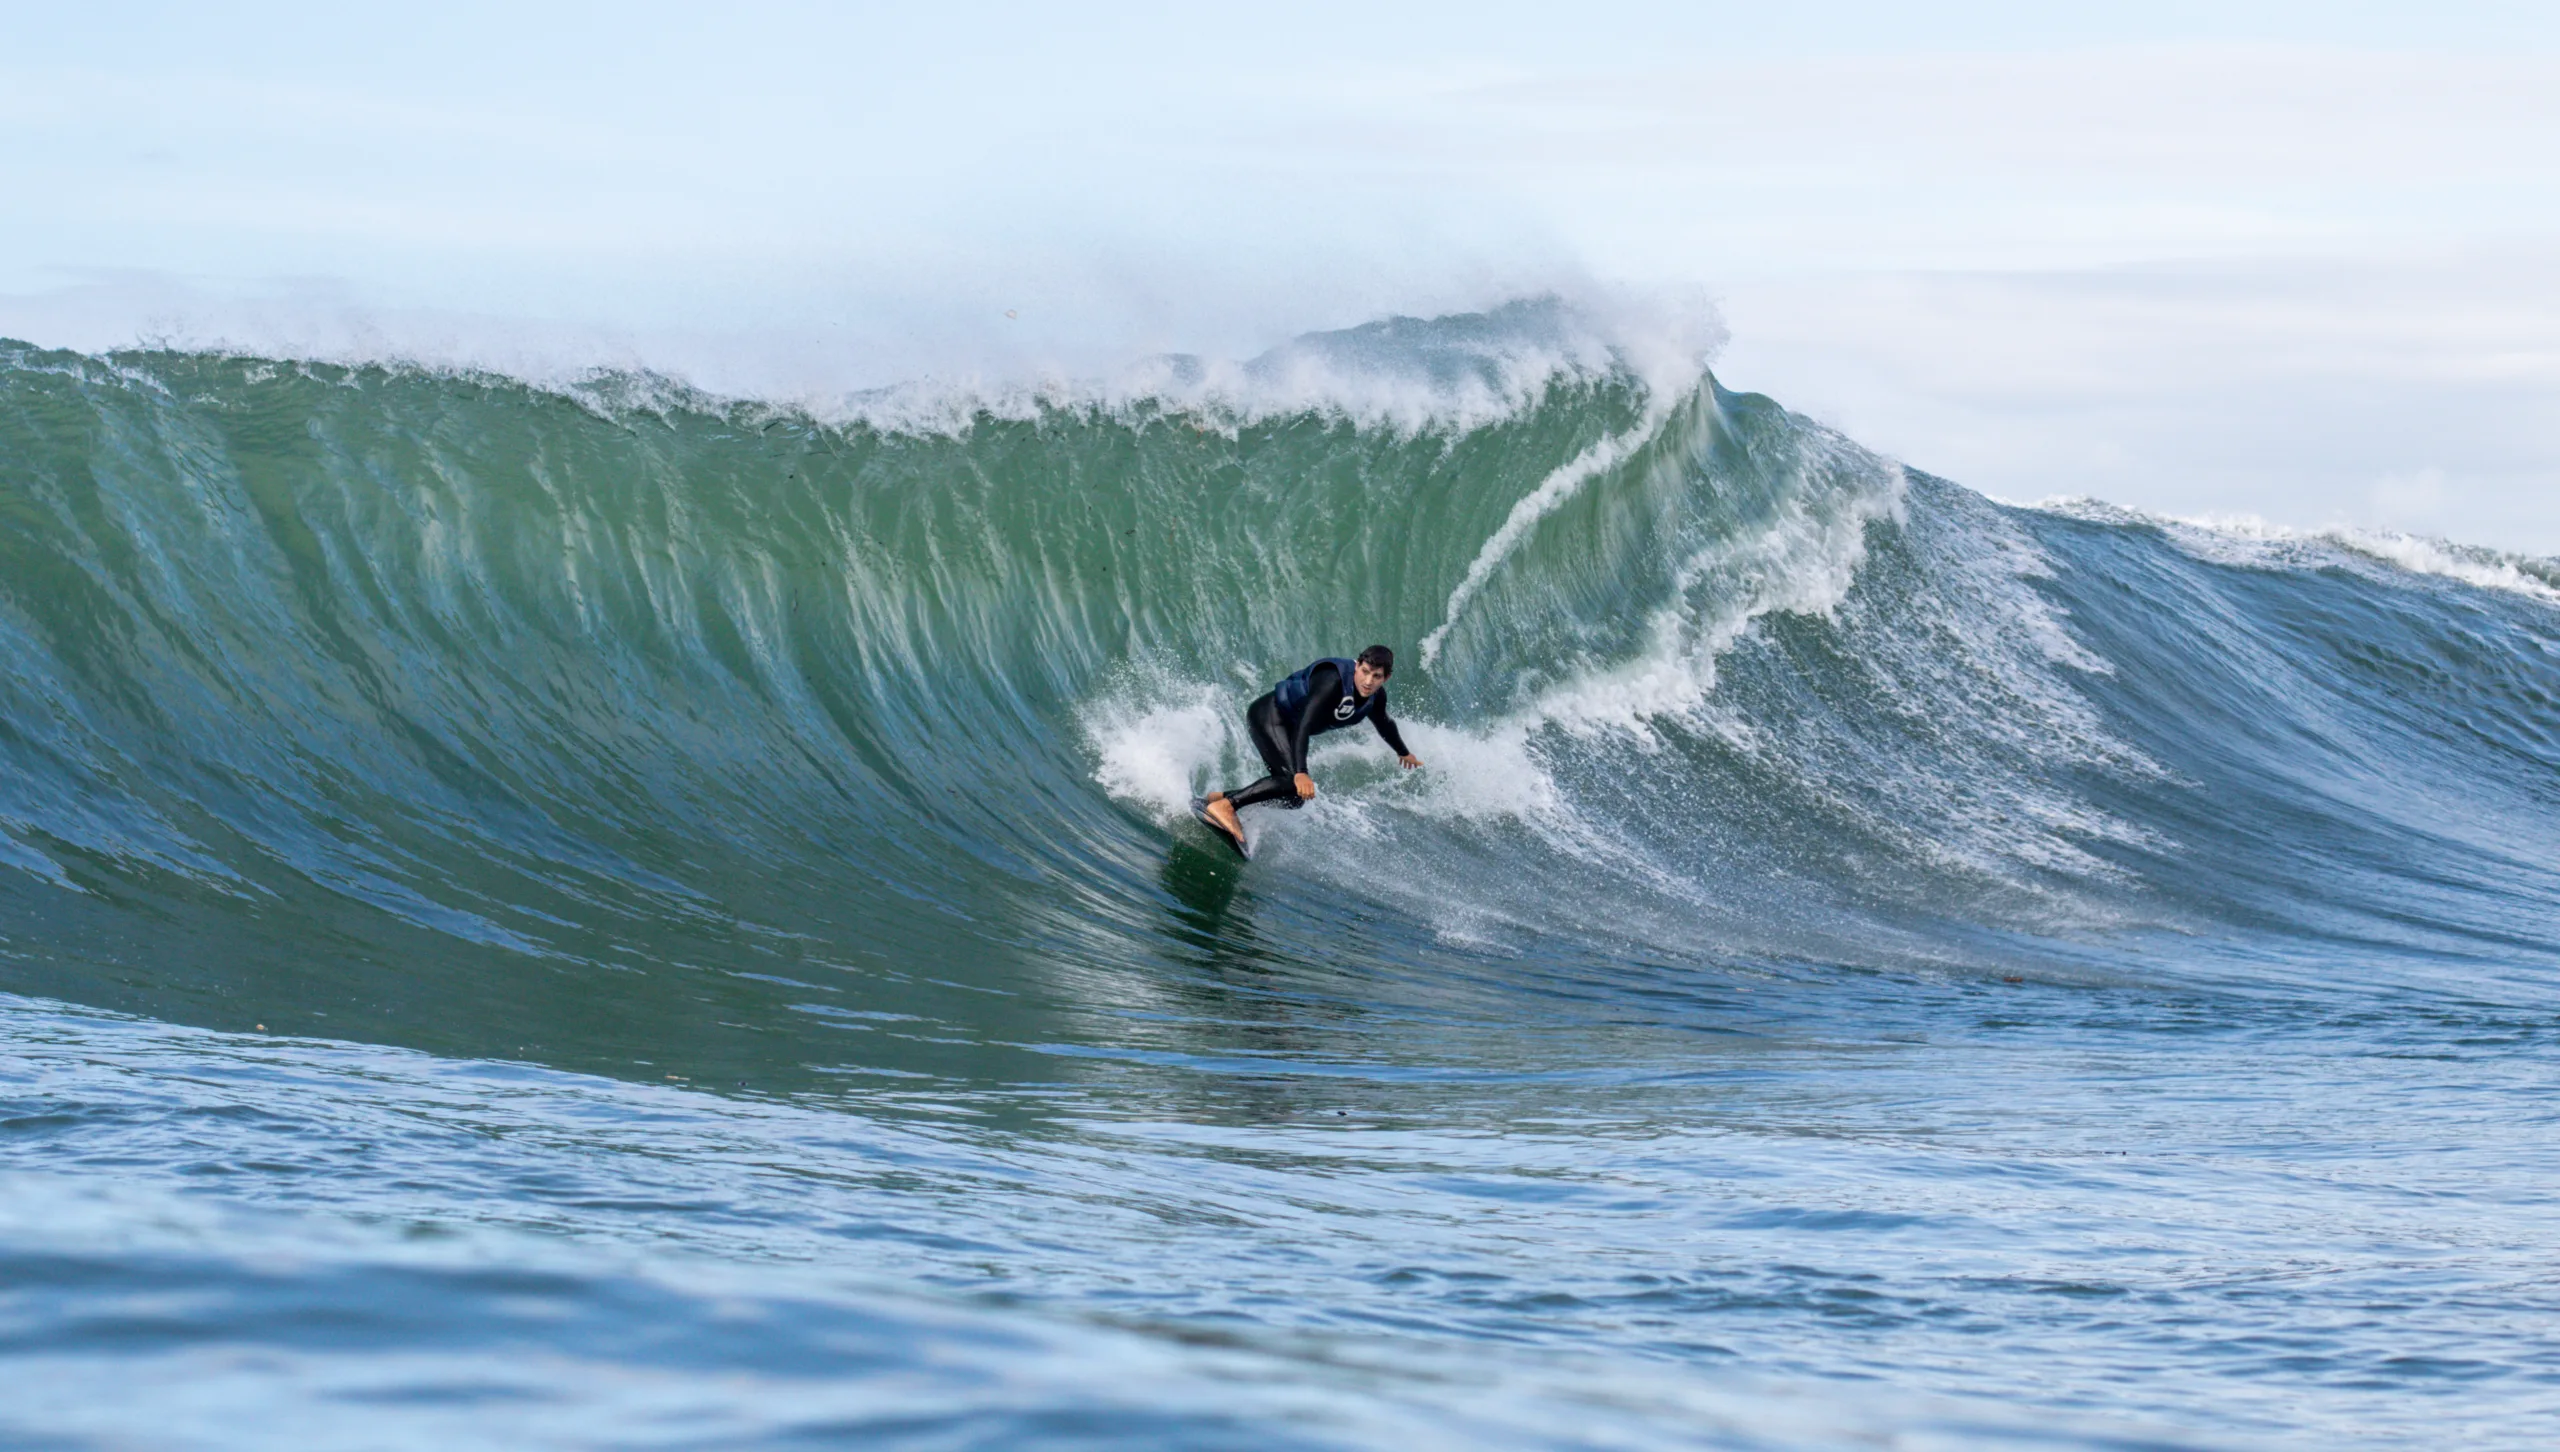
[1357,644,1394,675]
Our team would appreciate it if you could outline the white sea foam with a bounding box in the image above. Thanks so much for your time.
[5,289,1724,443]
[1519,437,1910,741]
[651,291,1720,440]
[2326,529,2560,603]
[2027,498,2560,605]
[1491,462,2162,914]
[1081,675,1233,825]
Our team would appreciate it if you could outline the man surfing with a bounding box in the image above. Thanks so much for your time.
[1192,645,1422,857]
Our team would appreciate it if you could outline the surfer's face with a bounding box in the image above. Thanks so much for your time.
[1353,660,1387,696]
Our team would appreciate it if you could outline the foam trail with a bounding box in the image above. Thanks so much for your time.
[1421,424,1661,668]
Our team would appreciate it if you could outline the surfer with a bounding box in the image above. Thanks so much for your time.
[1193,646,1421,856]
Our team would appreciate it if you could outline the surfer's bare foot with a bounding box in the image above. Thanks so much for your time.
[1205,796,1243,839]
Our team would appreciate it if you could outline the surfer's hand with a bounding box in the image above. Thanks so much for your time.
[1398,754,1422,769]
[1294,772,1315,799]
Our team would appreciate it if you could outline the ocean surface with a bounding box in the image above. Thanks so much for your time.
[5,303,2560,1448]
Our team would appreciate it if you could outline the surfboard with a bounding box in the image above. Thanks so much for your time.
[1189,795,1251,860]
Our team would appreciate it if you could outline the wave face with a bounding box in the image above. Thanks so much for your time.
[8,310,2560,1448]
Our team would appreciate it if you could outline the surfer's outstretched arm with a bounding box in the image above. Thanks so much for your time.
[1370,705,1421,769]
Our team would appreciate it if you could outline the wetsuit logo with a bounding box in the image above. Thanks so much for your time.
[1334,698,1358,721]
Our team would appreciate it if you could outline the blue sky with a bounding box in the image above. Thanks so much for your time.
[7,2,2558,546]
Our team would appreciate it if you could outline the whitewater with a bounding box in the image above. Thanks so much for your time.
[6,300,2560,1449]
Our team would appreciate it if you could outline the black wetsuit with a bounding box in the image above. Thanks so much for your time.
[1221,658,1412,812]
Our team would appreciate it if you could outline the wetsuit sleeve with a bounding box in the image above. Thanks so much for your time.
[1369,700,1410,757]
[1287,662,1339,773]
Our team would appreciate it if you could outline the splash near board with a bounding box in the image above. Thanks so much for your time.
[1189,795,1251,859]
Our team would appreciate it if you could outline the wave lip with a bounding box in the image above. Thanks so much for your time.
[2025,496,2560,602]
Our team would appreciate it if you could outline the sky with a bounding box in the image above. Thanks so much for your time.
[5,1,2558,548]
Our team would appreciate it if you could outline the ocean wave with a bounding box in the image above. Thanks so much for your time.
[3,305,2559,1082]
